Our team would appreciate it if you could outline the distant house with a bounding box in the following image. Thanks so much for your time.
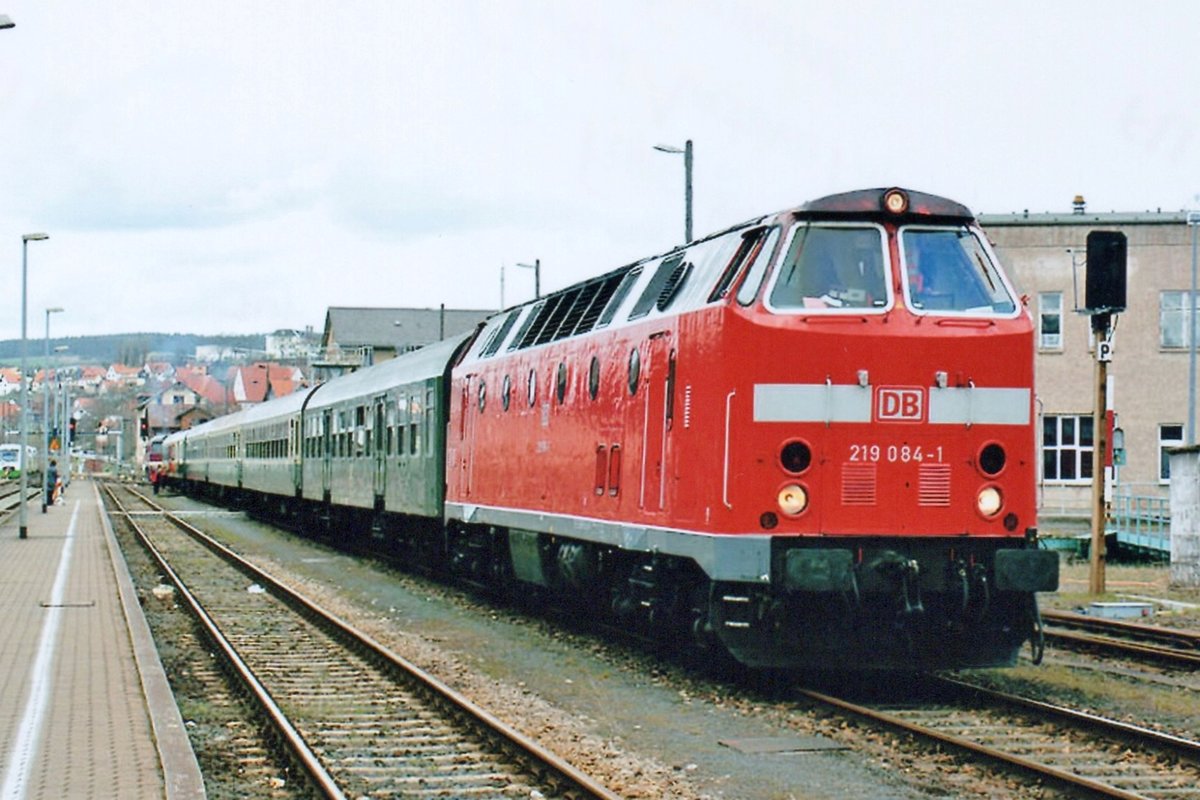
[0,367,20,397]
[155,381,201,407]
[77,366,107,393]
[313,306,491,379]
[105,364,142,388]
[194,344,238,363]
[139,378,227,443]
[175,367,232,411]
[265,329,316,361]
[143,361,175,382]
[230,363,306,409]
[175,406,214,431]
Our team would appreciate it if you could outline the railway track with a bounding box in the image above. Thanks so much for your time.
[0,478,40,520]
[1042,608,1200,669]
[801,674,1200,799]
[102,482,623,800]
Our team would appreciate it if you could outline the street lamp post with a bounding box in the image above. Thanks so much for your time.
[516,260,541,300]
[18,233,49,538]
[653,139,694,243]
[58,372,71,489]
[1189,211,1200,445]
[41,307,63,512]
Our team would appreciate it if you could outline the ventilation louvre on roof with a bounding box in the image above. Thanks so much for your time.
[504,267,641,351]
[628,254,686,320]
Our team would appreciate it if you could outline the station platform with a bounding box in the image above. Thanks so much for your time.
[0,478,204,799]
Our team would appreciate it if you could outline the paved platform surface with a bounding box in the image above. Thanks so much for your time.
[0,479,204,799]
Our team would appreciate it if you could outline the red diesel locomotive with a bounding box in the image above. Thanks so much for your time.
[446,187,1057,670]
[164,187,1058,672]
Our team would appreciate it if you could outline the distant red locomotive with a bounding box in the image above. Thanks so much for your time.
[446,187,1057,670]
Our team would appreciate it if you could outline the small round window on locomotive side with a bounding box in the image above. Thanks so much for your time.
[588,356,600,400]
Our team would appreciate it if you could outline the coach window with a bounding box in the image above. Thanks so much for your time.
[736,227,780,306]
[628,348,640,395]
[588,356,600,400]
[556,362,568,404]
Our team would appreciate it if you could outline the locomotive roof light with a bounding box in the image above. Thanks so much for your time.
[882,188,909,215]
[777,483,809,516]
[976,486,1003,518]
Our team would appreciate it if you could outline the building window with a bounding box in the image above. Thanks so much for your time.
[1042,414,1093,483]
[1160,291,1199,349]
[1038,292,1062,350]
[1160,423,1184,482]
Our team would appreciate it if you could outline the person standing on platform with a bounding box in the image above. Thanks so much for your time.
[45,459,59,508]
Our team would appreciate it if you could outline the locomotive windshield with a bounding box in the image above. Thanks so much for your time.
[900,227,1017,315]
[767,224,889,311]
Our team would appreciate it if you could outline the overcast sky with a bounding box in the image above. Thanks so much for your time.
[1,1,1197,339]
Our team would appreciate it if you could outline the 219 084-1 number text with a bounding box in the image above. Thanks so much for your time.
[849,444,944,463]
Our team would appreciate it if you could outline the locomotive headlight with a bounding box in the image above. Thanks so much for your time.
[977,486,1003,517]
[883,188,909,215]
[778,483,809,516]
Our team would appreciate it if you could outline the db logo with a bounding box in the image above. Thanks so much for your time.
[875,387,925,422]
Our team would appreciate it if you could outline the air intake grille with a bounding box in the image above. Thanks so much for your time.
[841,463,877,506]
[919,464,952,507]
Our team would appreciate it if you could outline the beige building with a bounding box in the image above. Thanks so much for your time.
[980,203,1196,530]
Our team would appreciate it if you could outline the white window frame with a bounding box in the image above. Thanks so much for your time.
[1042,414,1094,485]
[1160,290,1199,349]
[1159,423,1184,483]
[1038,292,1062,350]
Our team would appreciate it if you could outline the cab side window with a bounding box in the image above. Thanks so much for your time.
[735,227,780,306]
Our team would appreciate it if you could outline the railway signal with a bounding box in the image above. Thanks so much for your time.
[1084,230,1128,595]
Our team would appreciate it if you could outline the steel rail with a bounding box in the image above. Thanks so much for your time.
[1045,627,1200,668]
[109,483,625,800]
[1043,608,1200,650]
[936,675,1200,762]
[798,674,1200,800]
[103,484,347,799]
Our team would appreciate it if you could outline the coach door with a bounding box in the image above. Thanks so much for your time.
[290,417,301,495]
[321,409,333,498]
[372,396,387,498]
[234,431,243,488]
[640,332,673,512]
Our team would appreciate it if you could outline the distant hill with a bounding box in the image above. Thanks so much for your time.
[0,332,266,366]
